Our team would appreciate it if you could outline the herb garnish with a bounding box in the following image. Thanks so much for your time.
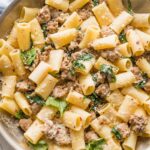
[41,23,47,38]
[86,138,105,150]
[127,0,133,14]
[26,94,45,106]
[119,31,127,43]
[15,110,28,120]
[112,127,122,140]
[29,140,48,150]
[21,48,36,66]
[100,64,116,82]
[92,0,99,6]
[46,97,68,116]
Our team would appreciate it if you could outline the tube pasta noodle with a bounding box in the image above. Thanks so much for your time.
[2,76,16,99]
[136,57,150,78]
[117,43,132,57]
[90,118,113,139]
[50,28,77,49]
[14,92,32,116]
[70,129,85,150]
[71,106,92,128]
[126,29,144,56]
[121,86,149,105]
[144,99,150,115]
[0,39,14,56]
[110,11,133,34]
[94,56,119,74]
[45,0,69,11]
[143,117,150,137]
[118,95,138,122]
[141,28,150,35]
[16,22,31,51]
[24,119,43,144]
[48,50,64,73]
[74,57,95,75]
[7,23,19,48]
[35,74,58,100]
[107,139,122,150]
[30,18,45,48]
[48,142,72,150]
[79,26,99,49]
[79,74,95,96]
[36,106,57,122]
[92,2,114,26]
[106,90,124,109]
[80,16,100,32]
[136,29,150,51]
[60,12,82,31]
[106,0,124,16]
[114,58,132,72]
[20,7,39,22]
[131,13,150,28]
[9,49,26,76]
[0,55,14,75]
[0,98,19,116]
[63,111,82,131]
[123,132,137,150]
[91,34,119,51]
[109,71,135,90]
[29,61,51,84]
[66,90,91,109]
[69,0,90,12]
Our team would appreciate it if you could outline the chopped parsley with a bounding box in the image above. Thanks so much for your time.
[86,138,105,150]
[26,94,45,106]
[127,0,133,14]
[100,64,116,83]
[92,73,98,83]
[112,127,122,140]
[92,0,99,6]
[41,23,47,38]
[119,31,127,43]
[21,48,36,66]
[46,97,68,116]
[29,140,48,150]
[15,110,28,120]
[72,53,93,70]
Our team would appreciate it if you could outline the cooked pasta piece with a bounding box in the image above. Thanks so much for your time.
[48,50,64,73]
[60,12,82,31]
[50,28,77,49]
[131,13,150,28]
[91,34,119,51]
[118,95,138,122]
[45,0,69,11]
[14,92,32,116]
[136,57,150,78]
[114,58,132,72]
[109,71,135,90]
[29,61,51,84]
[0,55,14,75]
[63,111,82,131]
[69,0,90,12]
[70,129,85,150]
[20,7,39,22]
[0,98,19,116]
[126,29,144,56]
[9,49,26,76]
[66,90,90,109]
[92,2,114,26]
[71,106,92,128]
[2,76,16,99]
[24,119,44,144]
[121,86,149,105]
[110,11,133,34]
[30,18,45,48]
[79,26,99,49]
[35,74,58,100]
[36,106,57,122]
[0,39,14,56]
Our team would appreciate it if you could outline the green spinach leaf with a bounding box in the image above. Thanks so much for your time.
[29,140,48,150]
[15,110,28,120]
[92,0,99,6]
[112,127,122,140]
[119,31,127,43]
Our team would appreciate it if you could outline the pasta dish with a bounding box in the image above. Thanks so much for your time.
[0,0,150,149]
